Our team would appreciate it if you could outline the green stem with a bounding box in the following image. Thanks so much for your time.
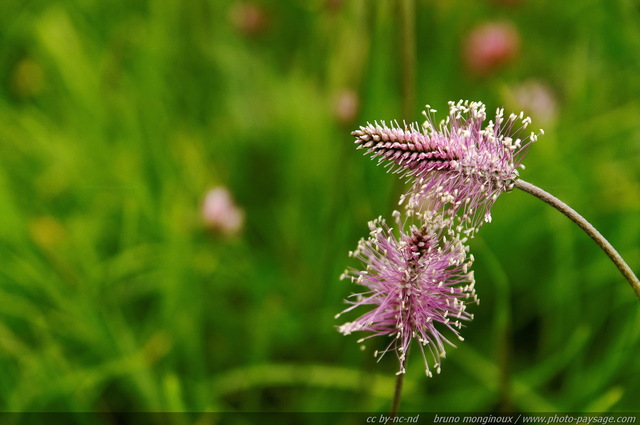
[390,372,404,415]
[515,179,640,299]
[390,2,414,414]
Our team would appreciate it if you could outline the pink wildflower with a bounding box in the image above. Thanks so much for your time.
[352,100,542,231]
[202,187,245,236]
[464,21,520,76]
[336,210,477,376]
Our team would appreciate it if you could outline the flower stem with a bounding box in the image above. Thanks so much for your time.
[514,179,640,299]
[392,2,413,411]
[390,373,404,415]
[390,0,417,210]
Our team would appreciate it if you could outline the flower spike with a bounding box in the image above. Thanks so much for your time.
[336,209,478,376]
[352,101,542,232]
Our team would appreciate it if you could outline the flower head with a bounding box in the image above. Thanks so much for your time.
[336,210,477,376]
[202,186,245,236]
[508,79,558,126]
[228,2,269,37]
[352,100,541,232]
[463,21,520,76]
[332,88,360,125]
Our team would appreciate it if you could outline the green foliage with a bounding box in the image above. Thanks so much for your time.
[0,0,639,417]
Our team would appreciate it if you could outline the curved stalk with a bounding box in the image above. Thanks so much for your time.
[514,179,640,299]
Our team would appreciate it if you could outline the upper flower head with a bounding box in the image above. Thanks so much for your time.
[336,210,477,376]
[352,100,542,232]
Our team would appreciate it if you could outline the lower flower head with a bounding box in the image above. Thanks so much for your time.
[336,210,478,376]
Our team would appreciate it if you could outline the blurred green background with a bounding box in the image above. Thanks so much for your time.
[1,0,639,417]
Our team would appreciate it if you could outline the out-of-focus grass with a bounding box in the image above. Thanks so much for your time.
[0,0,639,417]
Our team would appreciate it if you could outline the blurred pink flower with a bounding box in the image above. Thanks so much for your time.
[325,0,345,13]
[464,21,520,76]
[332,89,360,125]
[202,187,245,236]
[228,2,268,37]
[509,80,558,125]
